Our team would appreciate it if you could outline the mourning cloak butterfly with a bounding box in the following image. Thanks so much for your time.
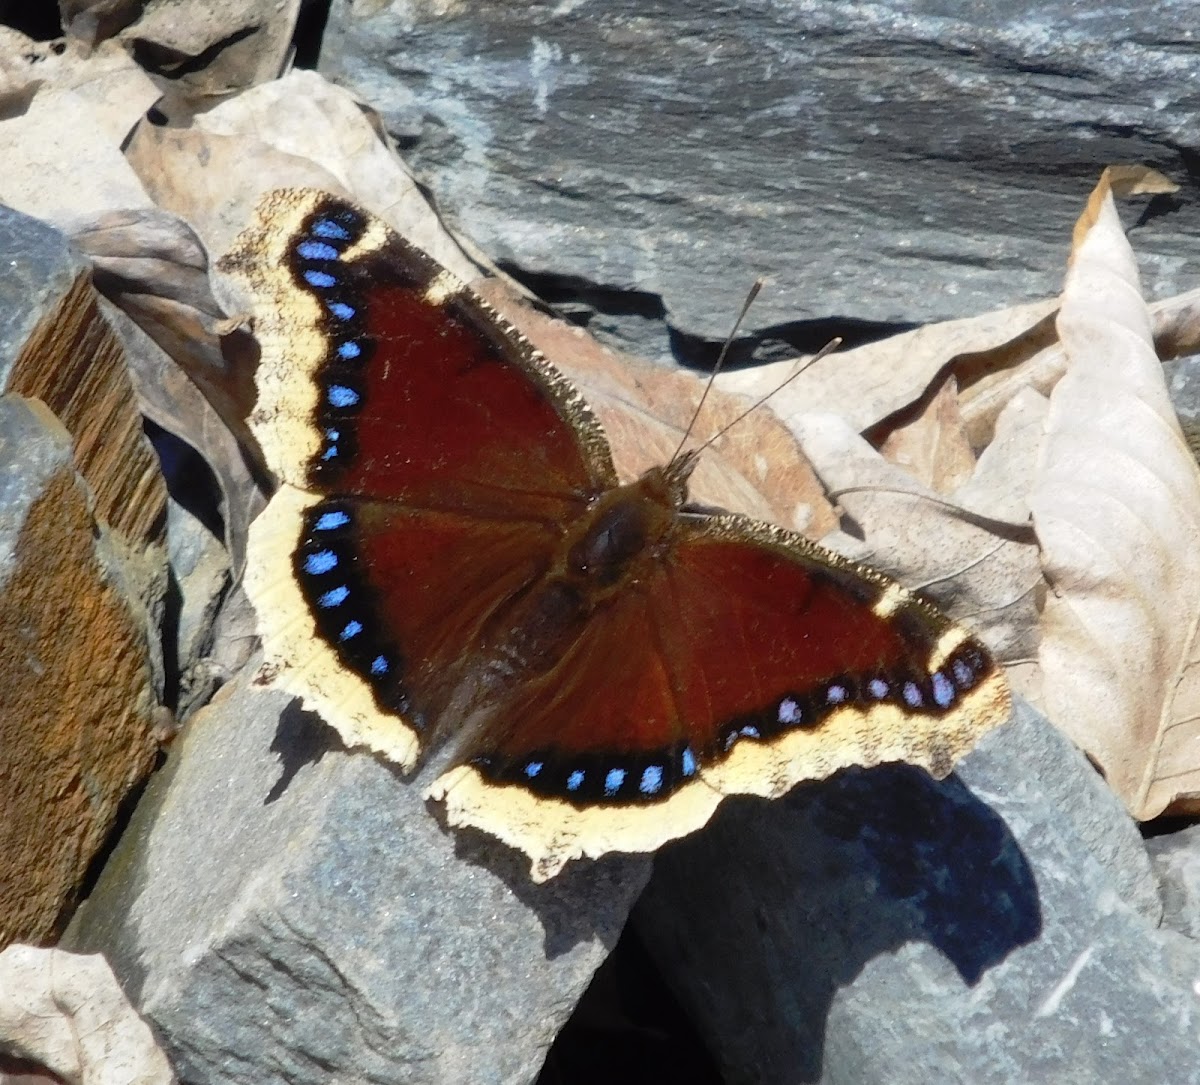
[219,190,1010,881]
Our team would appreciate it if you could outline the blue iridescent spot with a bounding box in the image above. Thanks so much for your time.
[370,655,389,676]
[339,620,363,641]
[304,550,338,575]
[869,678,890,700]
[524,761,543,778]
[311,218,352,241]
[325,427,341,441]
[337,340,362,361]
[639,765,664,795]
[826,684,848,704]
[328,300,356,321]
[303,269,337,289]
[903,681,924,708]
[740,724,760,739]
[778,697,802,724]
[317,585,349,608]
[681,746,697,777]
[327,384,359,408]
[322,445,339,460]
[952,657,975,687]
[932,671,955,708]
[297,240,340,261]
[566,769,584,791]
[604,768,626,796]
[315,510,350,531]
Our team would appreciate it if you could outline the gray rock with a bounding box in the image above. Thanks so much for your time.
[633,698,1192,1084]
[321,0,1199,363]
[0,203,83,386]
[0,396,76,584]
[1147,824,1200,942]
[162,492,230,721]
[64,664,651,1085]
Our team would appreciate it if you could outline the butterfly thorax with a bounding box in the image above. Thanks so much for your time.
[565,456,695,587]
[425,456,698,756]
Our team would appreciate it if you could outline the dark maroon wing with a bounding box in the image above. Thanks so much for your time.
[223,189,615,515]
[221,190,617,772]
[430,513,1009,881]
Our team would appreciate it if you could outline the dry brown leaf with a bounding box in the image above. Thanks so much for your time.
[876,376,977,493]
[1030,169,1200,820]
[0,945,176,1085]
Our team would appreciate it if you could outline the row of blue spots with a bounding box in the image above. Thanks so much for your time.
[523,745,700,799]
[303,269,338,289]
[318,585,349,608]
[314,508,350,531]
[952,656,976,688]
[605,768,626,796]
[302,516,395,682]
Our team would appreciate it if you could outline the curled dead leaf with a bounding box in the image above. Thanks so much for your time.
[1031,168,1200,820]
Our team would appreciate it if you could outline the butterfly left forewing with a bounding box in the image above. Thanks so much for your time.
[223,190,620,771]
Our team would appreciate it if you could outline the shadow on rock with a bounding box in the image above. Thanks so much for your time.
[632,764,1040,1082]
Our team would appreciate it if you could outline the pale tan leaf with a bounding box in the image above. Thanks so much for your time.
[129,70,477,285]
[714,297,1058,435]
[1031,172,1200,820]
[0,946,176,1085]
[876,376,976,493]
[0,39,156,224]
[962,286,1200,449]
[954,384,1049,527]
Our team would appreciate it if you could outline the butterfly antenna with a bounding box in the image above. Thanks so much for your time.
[687,336,844,459]
[670,278,764,464]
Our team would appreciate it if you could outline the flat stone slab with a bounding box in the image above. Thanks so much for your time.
[66,659,650,1084]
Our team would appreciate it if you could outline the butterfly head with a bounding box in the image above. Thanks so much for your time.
[657,448,701,508]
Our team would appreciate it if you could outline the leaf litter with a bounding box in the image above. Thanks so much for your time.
[0,14,1198,835]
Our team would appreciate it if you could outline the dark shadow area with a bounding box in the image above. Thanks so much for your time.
[537,923,724,1085]
[422,796,652,959]
[498,263,669,329]
[1130,190,1185,231]
[0,2,62,40]
[633,765,1040,1082]
[144,419,225,540]
[1142,812,1200,840]
[129,24,257,80]
[264,699,344,804]
[668,315,917,372]
[806,766,1039,984]
[293,0,333,70]
[69,744,166,937]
